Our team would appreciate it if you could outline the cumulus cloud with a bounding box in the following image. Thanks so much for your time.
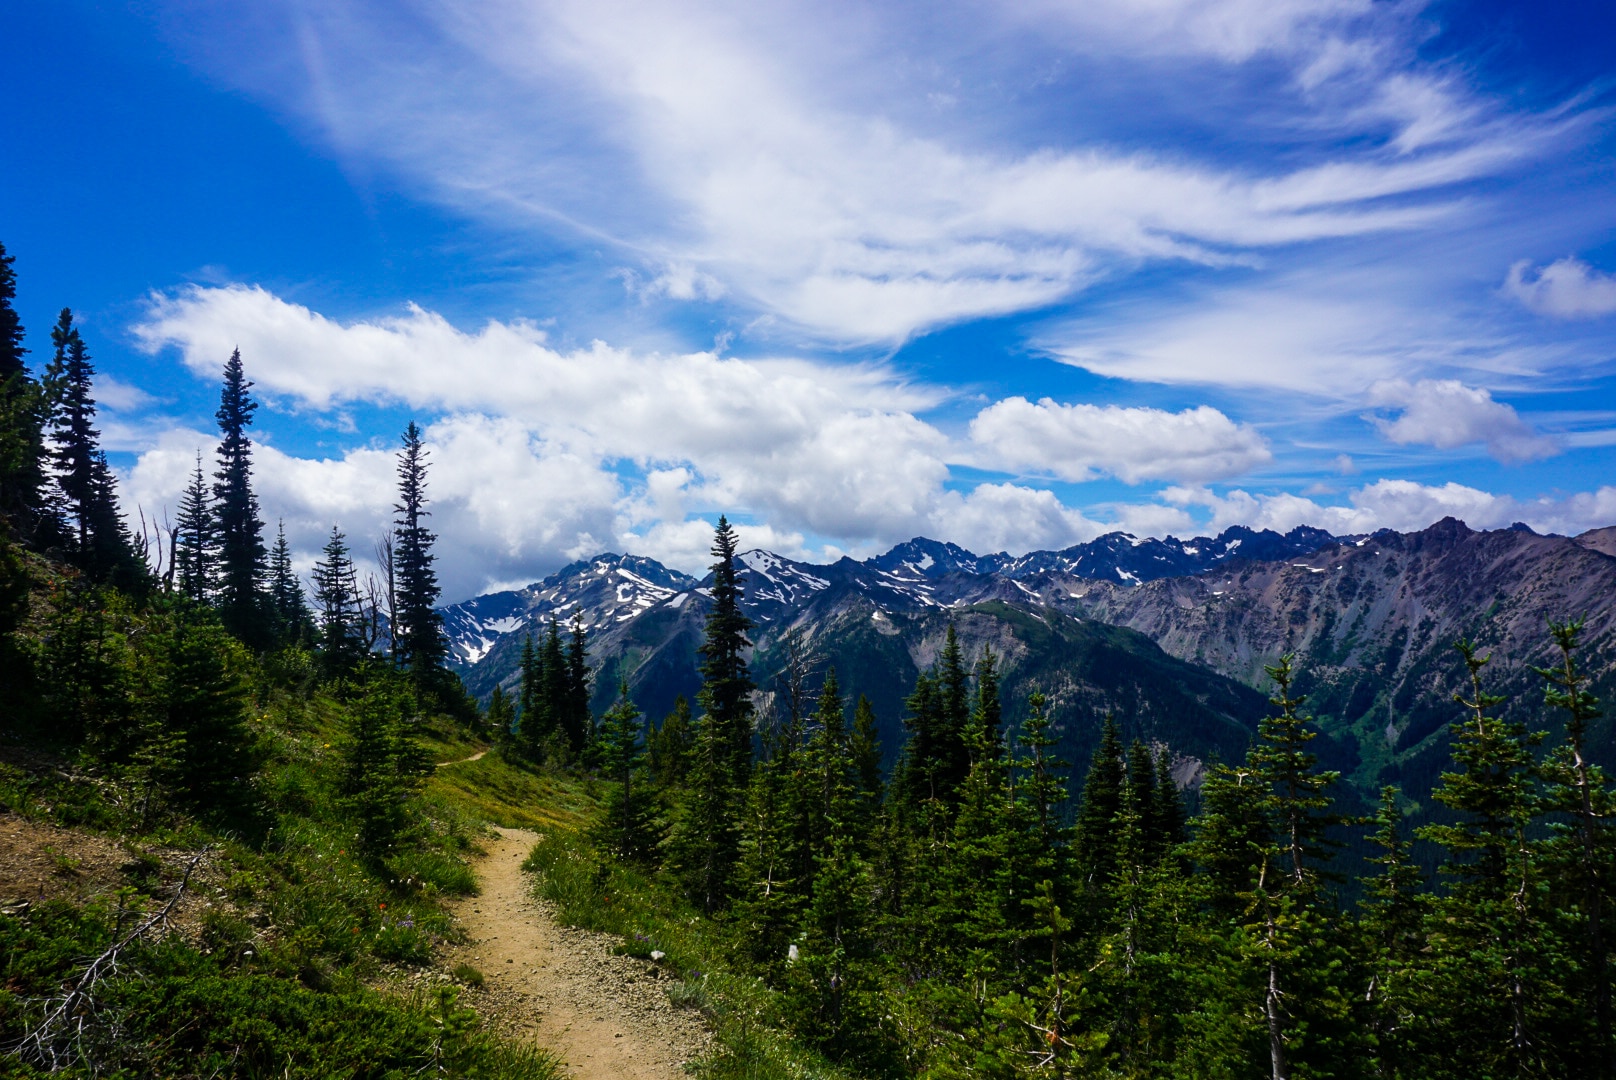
[968,397,1271,483]
[1505,257,1616,319]
[122,418,623,601]
[1366,379,1559,463]
[1165,479,1616,537]
[131,284,1164,589]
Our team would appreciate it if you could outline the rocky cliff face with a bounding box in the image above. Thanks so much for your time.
[1024,518,1616,798]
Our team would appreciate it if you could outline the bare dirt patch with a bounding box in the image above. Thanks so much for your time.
[432,827,710,1080]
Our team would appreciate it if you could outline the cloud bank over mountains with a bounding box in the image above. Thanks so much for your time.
[124,284,1616,600]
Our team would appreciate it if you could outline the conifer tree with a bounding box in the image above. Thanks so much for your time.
[312,526,365,676]
[0,241,50,544]
[648,695,695,788]
[1152,749,1187,857]
[667,704,740,914]
[593,680,658,863]
[340,673,429,856]
[733,687,808,974]
[212,349,267,644]
[486,684,515,744]
[392,422,445,681]
[698,515,756,776]
[540,616,567,745]
[565,612,592,752]
[1076,714,1126,884]
[936,625,972,793]
[1538,618,1615,1073]
[174,452,214,603]
[516,633,544,753]
[134,604,259,821]
[44,311,138,585]
[850,694,883,810]
[1359,786,1428,1069]
[668,516,756,912]
[267,520,314,645]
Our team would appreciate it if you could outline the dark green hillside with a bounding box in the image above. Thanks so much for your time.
[745,600,1270,779]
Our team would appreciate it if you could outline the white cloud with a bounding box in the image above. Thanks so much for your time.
[1366,379,1559,463]
[1504,257,1616,320]
[968,396,1271,483]
[134,284,1157,587]
[1166,478,1616,537]
[156,0,1556,343]
[926,483,1102,555]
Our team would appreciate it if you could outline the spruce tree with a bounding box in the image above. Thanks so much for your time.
[174,452,214,603]
[698,515,755,776]
[1076,714,1126,884]
[0,241,49,543]
[516,633,545,754]
[1538,619,1615,1073]
[1418,640,1560,1076]
[339,673,429,856]
[850,694,883,810]
[134,603,259,822]
[1359,786,1428,1071]
[565,612,592,753]
[540,616,568,746]
[268,520,314,645]
[392,422,445,681]
[733,687,808,975]
[312,526,365,676]
[486,683,515,745]
[667,704,740,914]
[592,681,658,863]
[648,695,695,788]
[211,349,267,645]
[667,516,756,912]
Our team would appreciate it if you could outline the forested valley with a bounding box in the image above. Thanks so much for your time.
[2,236,1615,1080]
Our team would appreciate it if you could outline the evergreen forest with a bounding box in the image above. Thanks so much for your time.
[1,236,1615,1079]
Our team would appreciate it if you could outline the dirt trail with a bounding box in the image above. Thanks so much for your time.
[435,749,488,768]
[443,827,708,1080]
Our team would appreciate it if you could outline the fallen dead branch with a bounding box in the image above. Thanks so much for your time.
[13,846,209,1072]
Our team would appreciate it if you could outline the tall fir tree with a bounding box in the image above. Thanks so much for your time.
[592,680,658,863]
[392,422,445,681]
[174,452,214,604]
[44,310,138,586]
[211,349,267,645]
[267,520,314,646]
[516,633,552,758]
[1418,640,1565,1077]
[0,241,50,544]
[339,674,429,856]
[648,695,694,788]
[540,616,567,747]
[311,526,365,677]
[1075,714,1126,884]
[698,515,756,777]
[668,516,756,913]
[1538,618,1616,1074]
[565,612,592,753]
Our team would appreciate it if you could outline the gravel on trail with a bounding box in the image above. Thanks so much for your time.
[439,827,710,1080]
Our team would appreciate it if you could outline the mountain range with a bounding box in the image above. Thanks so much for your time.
[440,520,1616,811]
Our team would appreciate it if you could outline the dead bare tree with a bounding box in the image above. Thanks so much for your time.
[357,572,388,653]
[375,533,398,655]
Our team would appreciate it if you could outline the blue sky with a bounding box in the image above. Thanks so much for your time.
[4,0,1616,601]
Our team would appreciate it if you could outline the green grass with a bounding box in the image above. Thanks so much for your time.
[426,747,600,830]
